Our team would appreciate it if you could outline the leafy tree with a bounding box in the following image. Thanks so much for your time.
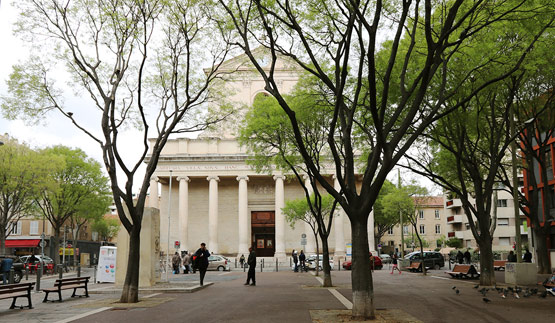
[2,0,233,303]
[446,238,463,249]
[372,180,398,249]
[92,217,121,242]
[70,191,112,265]
[0,136,59,254]
[36,146,110,266]
[218,0,553,318]
[239,83,337,287]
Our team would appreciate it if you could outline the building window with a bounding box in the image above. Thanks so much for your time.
[92,231,99,241]
[387,228,394,235]
[435,210,440,219]
[497,199,507,207]
[9,221,22,235]
[418,210,424,219]
[435,224,441,234]
[499,237,511,246]
[465,223,470,230]
[388,241,395,246]
[419,224,425,234]
[498,218,509,226]
[403,225,409,234]
[30,221,39,235]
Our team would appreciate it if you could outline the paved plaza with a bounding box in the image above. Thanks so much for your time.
[0,266,553,323]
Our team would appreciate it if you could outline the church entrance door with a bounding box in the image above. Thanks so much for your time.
[251,211,275,257]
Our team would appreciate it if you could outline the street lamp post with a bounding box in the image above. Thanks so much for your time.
[166,170,173,281]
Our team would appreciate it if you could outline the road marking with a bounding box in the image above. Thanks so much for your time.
[219,272,232,276]
[430,275,477,284]
[143,293,162,298]
[57,307,111,323]
[315,276,353,310]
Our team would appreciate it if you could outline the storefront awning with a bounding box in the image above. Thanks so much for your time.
[5,239,40,248]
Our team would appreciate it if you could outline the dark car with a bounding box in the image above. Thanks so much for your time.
[405,251,445,270]
[0,256,24,283]
[342,255,383,270]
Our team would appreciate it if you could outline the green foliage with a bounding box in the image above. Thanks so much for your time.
[283,193,336,229]
[446,238,463,249]
[92,217,120,241]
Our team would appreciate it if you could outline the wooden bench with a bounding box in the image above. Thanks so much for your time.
[494,260,507,271]
[445,264,480,279]
[404,262,422,272]
[42,276,90,303]
[0,282,35,309]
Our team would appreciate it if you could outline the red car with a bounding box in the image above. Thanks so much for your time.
[342,255,383,270]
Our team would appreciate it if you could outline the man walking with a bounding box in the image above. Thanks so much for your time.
[245,247,256,286]
[464,249,471,264]
[299,250,306,272]
[172,252,182,274]
[1,257,13,284]
[292,249,298,272]
[194,243,210,286]
[182,251,191,274]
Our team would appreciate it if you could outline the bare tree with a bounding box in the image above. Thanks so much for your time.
[3,0,233,303]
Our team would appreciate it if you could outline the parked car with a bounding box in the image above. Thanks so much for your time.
[379,254,392,264]
[306,255,334,271]
[0,256,24,283]
[207,255,230,271]
[20,255,55,274]
[404,251,445,270]
[342,255,383,270]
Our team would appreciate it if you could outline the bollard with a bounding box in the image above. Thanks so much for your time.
[260,260,263,273]
[36,263,41,292]
[9,269,14,284]
[77,263,81,277]
[235,258,237,268]
[276,258,278,272]
[243,264,246,273]
[58,264,63,279]
[94,265,97,283]
[338,260,341,271]
[25,266,29,281]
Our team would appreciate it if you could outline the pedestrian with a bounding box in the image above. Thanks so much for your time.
[390,254,402,275]
[239,254,245,268]
[369,252,375,272]
[182,251,191,274]
[523,249,532,263]
[194,243,210,286]
[1,256,13,284]
[299,250,306,272]
[507,251,517,262]
[464,249,471,264]
[244,247,256,286]
[456,250,464,264]
[172,252,182,274]
[292,249,299,272]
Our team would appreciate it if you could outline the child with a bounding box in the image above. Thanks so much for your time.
[390,253,402,275]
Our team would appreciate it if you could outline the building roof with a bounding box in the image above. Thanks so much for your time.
[413,196,444,207]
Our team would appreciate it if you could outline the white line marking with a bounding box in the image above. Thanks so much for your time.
[430,275,477,284]
[143,293,162,298]
[314,276,352,310]
[328,289,353,310]
[57,307,111,323]
[219,272,232,276]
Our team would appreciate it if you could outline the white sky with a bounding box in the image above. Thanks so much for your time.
[0,0,440,195]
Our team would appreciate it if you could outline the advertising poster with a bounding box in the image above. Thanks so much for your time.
[346,243,352,256]
[96,246,117,283]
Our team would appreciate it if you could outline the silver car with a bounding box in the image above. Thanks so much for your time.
[207,255,230,271]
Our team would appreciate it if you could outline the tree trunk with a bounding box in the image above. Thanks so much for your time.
[321,236,332,287]
[52,228,61,266]
[533,227,551,274]
[0,229,6,256]
[478,236,495,286]
[351,217,375,320]
[120,224,141,303]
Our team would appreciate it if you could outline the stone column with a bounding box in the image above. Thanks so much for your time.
[207,176,220,254]
[149,176,159,209]
[237,176,250,257]
[369,209,376,253]
[303,175,317,254]
[333,175,346,258]
[177,176,190,252]
[274,175,286,258]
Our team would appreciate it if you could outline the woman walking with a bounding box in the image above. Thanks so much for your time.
[390,254,402,275]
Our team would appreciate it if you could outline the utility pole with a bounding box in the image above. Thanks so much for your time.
[510,107,522,262]
[166,170,173,281]
[398,169,404,257]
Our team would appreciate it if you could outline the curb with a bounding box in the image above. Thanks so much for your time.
[89,282,213,294]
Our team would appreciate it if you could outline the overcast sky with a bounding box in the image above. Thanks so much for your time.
[0,0,440,196]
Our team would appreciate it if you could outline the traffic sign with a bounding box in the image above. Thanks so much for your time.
[301,233,307,239]
[39,241,46,248]
[174,241,180,249]
[301,238,307,246]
